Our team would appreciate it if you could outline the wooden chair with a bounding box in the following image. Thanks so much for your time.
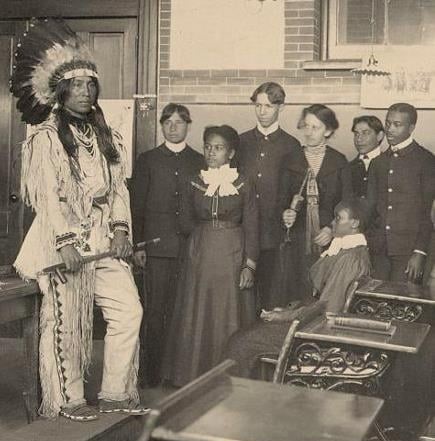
[342,279,361,313]
[259,301,327,384]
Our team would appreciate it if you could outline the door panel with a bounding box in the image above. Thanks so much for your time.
[0,21,26,269]
[0,35,12,237]
[66,18,137,98]
[93,34,124,97]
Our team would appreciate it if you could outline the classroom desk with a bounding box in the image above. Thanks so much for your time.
[283,314,430,393]
[346,277,435,323]
[0,276,40,422]
[278,314,431,440]
[138,360,384,441]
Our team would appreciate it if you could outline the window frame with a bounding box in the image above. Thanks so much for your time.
[326,0,381,59]
[325,0,435,60]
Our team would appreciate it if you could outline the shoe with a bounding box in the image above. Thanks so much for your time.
[60,403,99,422]
[98,398,151,415]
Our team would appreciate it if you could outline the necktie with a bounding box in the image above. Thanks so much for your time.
[362,154,369,160]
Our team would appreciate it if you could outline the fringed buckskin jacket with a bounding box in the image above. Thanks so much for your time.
[14,113,132,280]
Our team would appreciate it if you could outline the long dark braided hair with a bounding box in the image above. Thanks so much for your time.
[53,77,120,174]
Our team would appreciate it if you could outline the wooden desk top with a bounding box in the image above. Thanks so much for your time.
[296,314,430,354]
[153,376,383,441]
[356,278,435,304]
[0,276,39,302]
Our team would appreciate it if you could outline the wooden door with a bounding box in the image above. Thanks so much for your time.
[0,21,26,270]
[0,18,138,268]
[66,18,138,99]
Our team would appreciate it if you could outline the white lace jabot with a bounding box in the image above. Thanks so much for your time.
[321,233,367,257]
[200,164,239,197]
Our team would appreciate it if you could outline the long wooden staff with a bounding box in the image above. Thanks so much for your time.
[40,237,160,283]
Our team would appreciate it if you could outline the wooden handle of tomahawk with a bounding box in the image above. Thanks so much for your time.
[41,237,160,278]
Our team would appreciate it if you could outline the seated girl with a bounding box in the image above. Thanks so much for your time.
[224,198,371,378]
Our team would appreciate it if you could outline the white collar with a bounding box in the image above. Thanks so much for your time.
[257,121,279,137]
[391,136,413,152]
[359,146,381,161]
[165,140,186,153]
[321,233,367,257]
[200,164,239,197]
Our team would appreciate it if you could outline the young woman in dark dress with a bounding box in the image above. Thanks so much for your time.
[275,104,352,306]
[163,125,259,386]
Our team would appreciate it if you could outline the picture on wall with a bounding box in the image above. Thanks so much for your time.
[360,47,435,108]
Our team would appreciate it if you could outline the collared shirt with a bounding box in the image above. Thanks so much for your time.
[165,140,187,153]
[256,121,279,137]
[359,146,381,170]
[390,135,413,152]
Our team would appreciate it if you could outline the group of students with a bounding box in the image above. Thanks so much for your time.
[10,19,435,422]
[131,81,435,389]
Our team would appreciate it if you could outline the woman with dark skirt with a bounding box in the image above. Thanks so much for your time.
[162,125,259,387]
[272,104,352,307]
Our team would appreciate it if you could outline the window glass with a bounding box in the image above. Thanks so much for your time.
[330,0,435,58]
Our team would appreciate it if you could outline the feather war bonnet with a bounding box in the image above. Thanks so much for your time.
[10,17,98,125]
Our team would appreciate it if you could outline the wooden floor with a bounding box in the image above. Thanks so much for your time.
[0,338,172,441]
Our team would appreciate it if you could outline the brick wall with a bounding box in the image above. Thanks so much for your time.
[158,0,361,107]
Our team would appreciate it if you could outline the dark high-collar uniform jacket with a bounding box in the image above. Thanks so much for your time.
[130,143,204,258]
[278,145,352,238]
[367,141,435,256]
[348,155,370,198]
[235,127,301,250]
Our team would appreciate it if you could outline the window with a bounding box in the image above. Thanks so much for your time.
[328,0,435,59]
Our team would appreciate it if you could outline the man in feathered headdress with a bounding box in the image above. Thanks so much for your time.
[10,18,148,421]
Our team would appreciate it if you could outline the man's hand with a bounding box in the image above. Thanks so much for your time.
[406,252,426,283]
[282,209,297,229]
[134,250,146,268]
[111,230,132,260]
[239,267,254,290]
[59,244,83,273]
[314,226,333,247]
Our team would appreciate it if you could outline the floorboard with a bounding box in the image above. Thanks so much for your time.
[0,338,171,441]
